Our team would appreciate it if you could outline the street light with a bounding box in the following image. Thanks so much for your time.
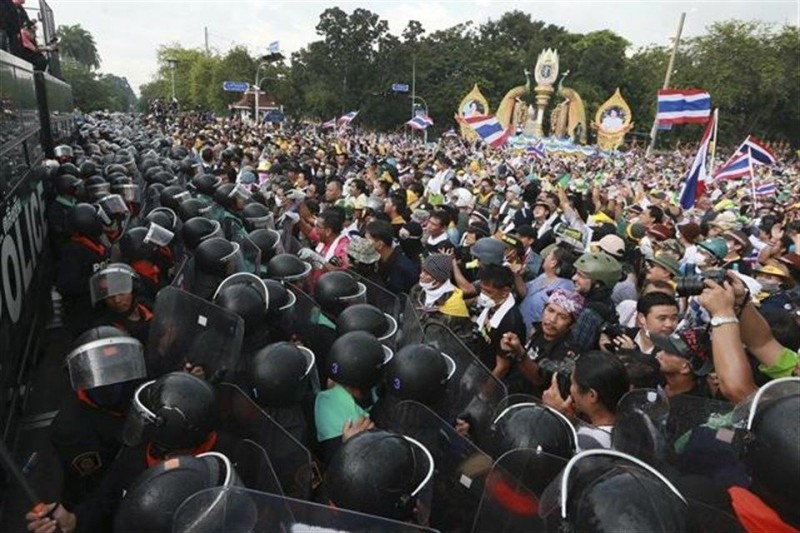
[253,63,285,121]
[165,57,178,102]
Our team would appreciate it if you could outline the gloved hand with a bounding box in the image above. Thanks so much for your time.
[298,248,325,265]
[282,211,300,224]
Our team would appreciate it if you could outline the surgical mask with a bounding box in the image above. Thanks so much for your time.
[274,197,284,207]
[760,282,781,294]
[477,293,496,309]
[420,281,437,291]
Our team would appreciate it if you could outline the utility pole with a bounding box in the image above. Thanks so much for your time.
[166,57,177,101]
[646,12,686,156]
[411,55,416,120]
[204,26,209,53]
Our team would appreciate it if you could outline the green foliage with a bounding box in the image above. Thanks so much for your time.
[138,10,798,146]
[56,24,101,70]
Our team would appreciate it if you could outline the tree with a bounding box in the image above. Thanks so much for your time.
[56,24,101,69]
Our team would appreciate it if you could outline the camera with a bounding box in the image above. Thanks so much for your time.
[538,358,575,400]
[601,323,627,352]
[675,268,727,297]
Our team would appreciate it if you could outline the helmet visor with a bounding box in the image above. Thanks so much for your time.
[122,379,158,447]
[90,264,136,305]
[212,273,269,312]
[731,377,800,431]
[112,184,141,204]
[66,336,145,390]
[145,223,176,247]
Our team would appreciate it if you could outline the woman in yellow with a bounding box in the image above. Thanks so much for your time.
[409,254,472,338]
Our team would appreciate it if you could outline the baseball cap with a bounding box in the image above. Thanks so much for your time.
[651,328,713,376]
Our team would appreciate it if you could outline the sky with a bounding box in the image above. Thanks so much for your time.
[43,0,799,94]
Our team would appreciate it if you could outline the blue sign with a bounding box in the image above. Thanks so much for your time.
[268,41,280,54]
[222,81,249,92]
[263,109,285,123]
[392,83,409,93]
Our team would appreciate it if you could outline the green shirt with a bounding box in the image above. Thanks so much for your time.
[758,347,799,379]
[314,384,371,442]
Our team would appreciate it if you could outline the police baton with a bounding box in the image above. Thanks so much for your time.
[0,438,61,529]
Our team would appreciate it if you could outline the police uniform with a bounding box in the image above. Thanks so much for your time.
[95,301,154,346]
[50,392,126,509]
[56,236,109,336]
[48,195,76,255]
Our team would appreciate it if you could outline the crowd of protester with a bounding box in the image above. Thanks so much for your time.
[22,107,800,532]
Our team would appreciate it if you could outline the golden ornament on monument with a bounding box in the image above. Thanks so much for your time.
[592,88,634,151]
[456,84,491,141]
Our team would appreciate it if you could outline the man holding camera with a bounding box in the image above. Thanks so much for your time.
[496,288,584,396]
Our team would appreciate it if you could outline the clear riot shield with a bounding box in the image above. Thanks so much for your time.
[398,294,424,348]
[171,255,194,291]
[285,283,324,339]
[229,438,283,496]
[388,400,493,532]
[612,391,741,478]
[423,322,507,448]
[145,286,245,380]
[350,270,401,321]
[231,234,262,275]
[471,448,566,533]
[173,487,438,533]
[215,383,316,500]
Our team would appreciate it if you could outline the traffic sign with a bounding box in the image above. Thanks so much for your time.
[222,81,250,92]
[392,83,409,93]
[263,109,285,123]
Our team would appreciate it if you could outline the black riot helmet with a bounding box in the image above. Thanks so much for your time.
[266,254,312,283]
[241,202,272,231]
[315,271,367,318]
[491,402,578,461]
[119,227,157,263]
[145,207,178,233]
[79,160,97,179]
[335,304,398,343]
[250,342,316,408]
[105,163,128,177]
[182,217,222,253]
[540,450,688,533]
[384,344,455,405]
[263,279,295,319]
[69,203,104,238]
[734,378,800,516]
[160,185,190,212]
[58,162,81,177]
[327,331,392,390]
[212,183,237,210]
[113,452,242,533]
[191,173,222,196]
[248,229,282,266]
[123,372,217,449]
[84,176,111,201]
[212,273,269,335]
[195,238,243,277]
[324,430,434,522]
[67,326,145,410]
[177,197,211,222]
[55,174,81,196]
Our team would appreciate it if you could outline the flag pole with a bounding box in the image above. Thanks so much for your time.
[748,147,758,213]
[708,108,719,174]
[646,12,686,156]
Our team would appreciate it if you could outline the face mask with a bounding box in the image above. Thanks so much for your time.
[477,293,496,309]
[760,282,781,294]
[419,280,437,291]
[695,254,708,268]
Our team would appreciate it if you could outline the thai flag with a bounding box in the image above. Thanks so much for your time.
[713,152,752,180]
[656,89,712,125]
[527,140,546,159]
[321,118,336,130]
[443,129,458,138]
[338,111,359,125]
[736,136,776,166]
[406,115,434,130]
[463,114,511,149]
[755,182,777,196]
[679,109,716,209]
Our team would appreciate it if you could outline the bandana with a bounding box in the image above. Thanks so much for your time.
[546,289,586,320]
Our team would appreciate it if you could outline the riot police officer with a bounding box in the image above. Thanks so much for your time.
[90,264,153,345]
[50,327,146,509]
[57,203,110,336]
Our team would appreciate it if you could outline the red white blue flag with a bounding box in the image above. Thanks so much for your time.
[736,136,776,166]
[461,114,511,149]
[406,115,434,130]
[679,110,716,209]
[713,152,752,180]
[656,89,712,125]
[321,118,336,130]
